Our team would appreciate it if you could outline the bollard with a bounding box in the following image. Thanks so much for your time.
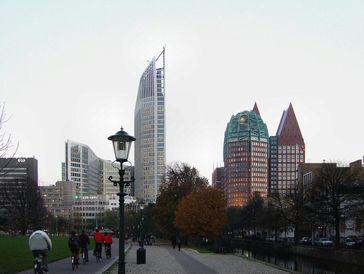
[137,246,146,264]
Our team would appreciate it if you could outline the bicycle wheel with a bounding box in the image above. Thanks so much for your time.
[82,250,86,264]
[33,262,43,274]
[71,256,75,271]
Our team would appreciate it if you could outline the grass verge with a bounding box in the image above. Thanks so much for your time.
[186,245,212,253]
[0,235,95,274]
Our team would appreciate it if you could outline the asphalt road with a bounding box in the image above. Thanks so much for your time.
[18,239,122,274]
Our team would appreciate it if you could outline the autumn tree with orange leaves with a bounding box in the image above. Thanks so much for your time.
[174,187,227,240]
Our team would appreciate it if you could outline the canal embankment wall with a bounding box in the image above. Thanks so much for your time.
[232,239,364,266]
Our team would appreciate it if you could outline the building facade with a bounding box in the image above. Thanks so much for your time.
[63,140,102,196]
[269,103,305,194]
[134,48,166,203]
[102,161,134,197]
[223,104,269,207]
[62,140,135,228]
[40,180,76,219]
[72,195,107,229]
[212,167,224,191]
[0,157,38,211]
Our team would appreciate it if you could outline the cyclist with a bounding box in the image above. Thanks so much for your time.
[68,231,80,266]
[103,232,113,258]
[93,228,104,259]
[29,229,52,272]
[79,230,90,263]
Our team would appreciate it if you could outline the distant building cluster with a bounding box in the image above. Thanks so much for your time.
[214,102,306,207]
[45,140,137,228]
[2,47,364,238]
[0,49,167,229]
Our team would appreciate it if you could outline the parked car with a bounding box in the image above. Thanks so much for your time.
[345,238,357,248]
[315,238,334,247]
[299,237,311,245]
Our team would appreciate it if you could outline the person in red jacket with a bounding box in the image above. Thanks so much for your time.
[93,229,104,259]
[103,232,113,258]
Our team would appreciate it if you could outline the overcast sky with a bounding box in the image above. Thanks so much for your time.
[1,1,364,185]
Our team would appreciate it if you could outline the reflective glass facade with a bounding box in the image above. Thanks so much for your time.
[134,49,166,203]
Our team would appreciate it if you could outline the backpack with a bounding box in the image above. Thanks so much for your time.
[69,236,79,249]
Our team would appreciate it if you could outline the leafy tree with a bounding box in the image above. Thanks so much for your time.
[312,162,361,246]
[270,181,312,244]
[104,210,119,230]
[47,214,71,234]
[141,203,161,237]
[174,187,227,240]
[125,210,138,239]
[225,207,243,236]
[241,192,265,236]
[262,203,286,241]
[155,162,208,235]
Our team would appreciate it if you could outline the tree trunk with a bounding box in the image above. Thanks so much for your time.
[294,222,299,244]
[335,215,340,247]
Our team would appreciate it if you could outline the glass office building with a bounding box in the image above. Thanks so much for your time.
[134,48,166,203]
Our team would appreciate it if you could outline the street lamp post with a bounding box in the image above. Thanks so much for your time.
[139,202,144,248]
[137,201,146,264]
[55,215,58,235]
[108,126,136,274]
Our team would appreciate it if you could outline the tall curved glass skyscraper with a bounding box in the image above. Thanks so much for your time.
[134,48,166,203]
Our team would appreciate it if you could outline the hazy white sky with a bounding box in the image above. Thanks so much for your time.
[1,1,364,185]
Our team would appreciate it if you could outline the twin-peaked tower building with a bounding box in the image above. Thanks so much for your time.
[220,103,305,207]
[269,103,305,194]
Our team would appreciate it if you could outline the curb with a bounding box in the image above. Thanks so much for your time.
[96,243,132,274]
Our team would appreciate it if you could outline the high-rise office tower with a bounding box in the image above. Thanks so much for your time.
[269,103,305,194]
[134,48,166,203]
[223,103,269,207]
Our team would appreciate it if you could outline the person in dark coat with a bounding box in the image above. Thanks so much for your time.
[171,234,177,249]
[177,236,181,251]
[79,230,90,262]
[68,231,80,265]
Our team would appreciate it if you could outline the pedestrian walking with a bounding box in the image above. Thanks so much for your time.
[177,236,181,251]
[171,234,176,249]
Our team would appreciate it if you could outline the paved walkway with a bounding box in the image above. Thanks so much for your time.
[120,243,290,274]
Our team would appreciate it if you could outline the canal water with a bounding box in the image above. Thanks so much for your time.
[235,248,363,274]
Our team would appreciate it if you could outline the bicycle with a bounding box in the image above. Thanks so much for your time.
[80,247,87,264]
[33,253,48,274]
[71,254,79,271]
[33,254,44,274]
[105,244,111,259]
[94,244,102,262]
